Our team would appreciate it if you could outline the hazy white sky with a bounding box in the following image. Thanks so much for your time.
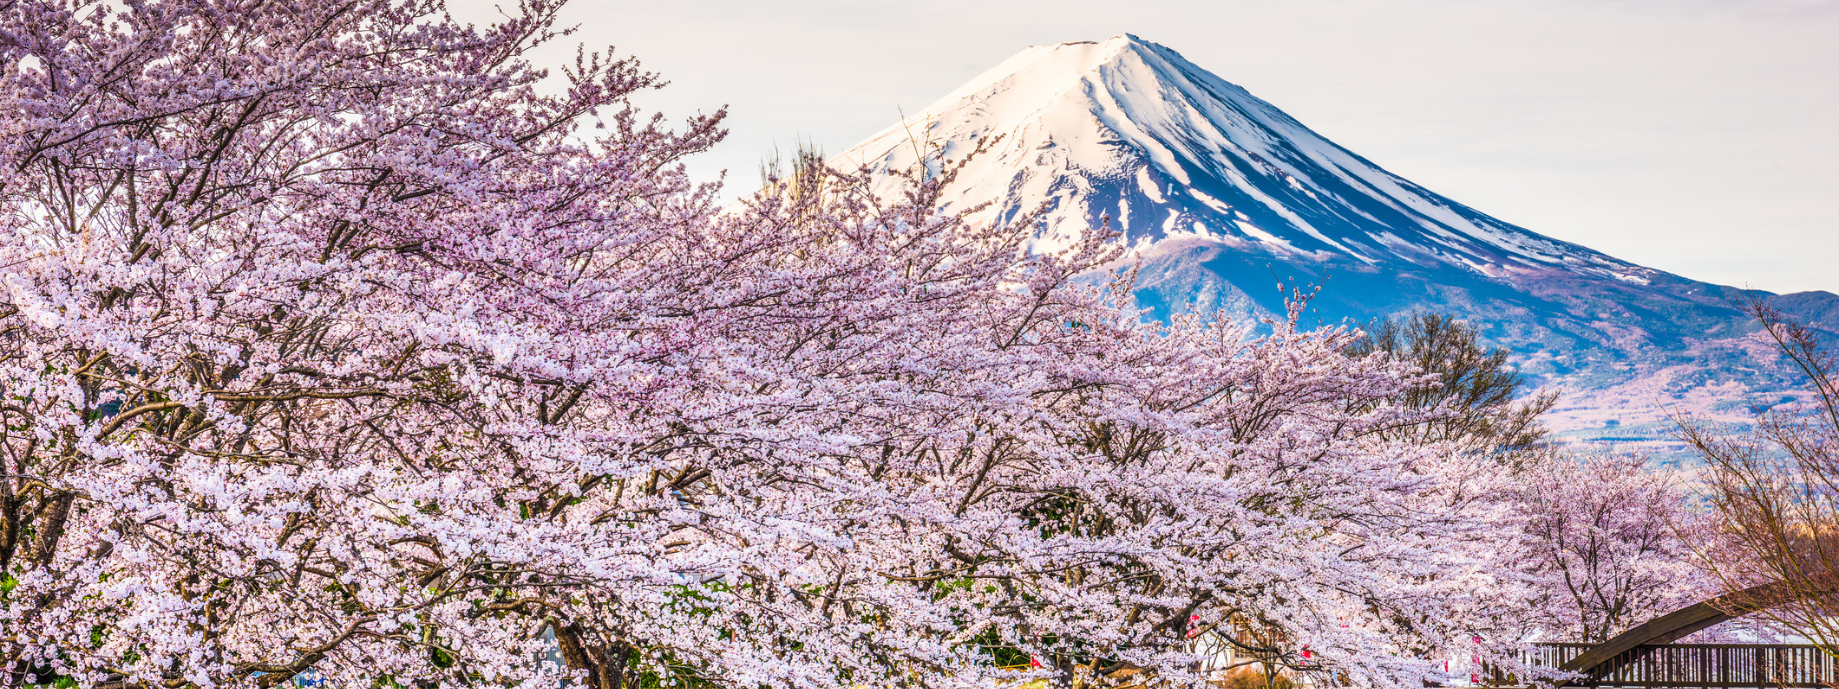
[455,0,1838,294]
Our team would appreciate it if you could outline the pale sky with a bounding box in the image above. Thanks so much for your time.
[454,0,1839,295]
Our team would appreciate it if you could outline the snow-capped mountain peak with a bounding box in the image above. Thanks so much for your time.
[833,35,1839,461]
[840,34,1642,282]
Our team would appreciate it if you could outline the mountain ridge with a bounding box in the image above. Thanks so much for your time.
[843,35,1639,276]
[832,34,1837,450]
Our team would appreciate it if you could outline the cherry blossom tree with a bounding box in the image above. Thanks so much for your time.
[992,317,1539,689]
[0,0,731,685]
[0,2,1556,688]
[1514,451,1714,643]
[1347,315,1724,647]
[727,149,1561,688]
[505,138,1144,689]
[721,160,1544,688]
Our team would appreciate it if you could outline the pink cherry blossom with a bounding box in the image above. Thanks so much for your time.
[0,2,1586,688]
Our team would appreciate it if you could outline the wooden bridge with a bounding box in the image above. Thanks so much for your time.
[1502,584,1835,688]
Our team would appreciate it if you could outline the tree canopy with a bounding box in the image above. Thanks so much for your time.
[0,2,1724,688]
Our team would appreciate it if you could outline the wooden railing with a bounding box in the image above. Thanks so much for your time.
[1512,643,1838,688]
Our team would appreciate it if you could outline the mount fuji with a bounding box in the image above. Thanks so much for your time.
[834,34,1838,449]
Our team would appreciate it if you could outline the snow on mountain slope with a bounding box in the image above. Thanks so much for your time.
[839,35,1644,281]
[831,34,1839,453]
